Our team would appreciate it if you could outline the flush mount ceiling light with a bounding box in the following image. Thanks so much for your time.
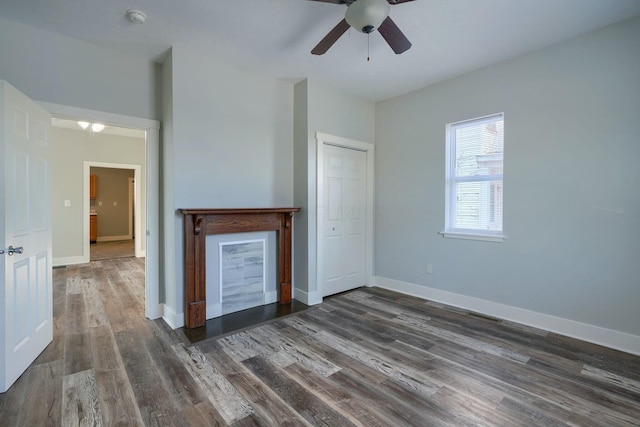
[77,121,105,132]
[91,123,105,132]
[126,9,147,24]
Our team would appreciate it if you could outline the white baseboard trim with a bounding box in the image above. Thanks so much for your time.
[374,276,640,356]
[294,288,323,306]
[161,304,184,330]
[53,255,88,267]
[97,235,132,242]
[145,302,163,320]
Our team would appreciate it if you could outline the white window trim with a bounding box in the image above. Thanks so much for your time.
[443,112,505,242]
[439,231,506,243]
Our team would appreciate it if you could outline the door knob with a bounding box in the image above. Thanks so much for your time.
[7,246,23,256]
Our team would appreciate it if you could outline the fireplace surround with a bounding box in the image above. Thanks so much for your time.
[179,208,300,328]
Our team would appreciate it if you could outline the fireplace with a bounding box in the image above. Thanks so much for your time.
[179,208,300,328]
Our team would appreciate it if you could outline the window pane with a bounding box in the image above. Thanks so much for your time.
[445,113,505,237]
[454,180,503,231]
[454,119,503,177]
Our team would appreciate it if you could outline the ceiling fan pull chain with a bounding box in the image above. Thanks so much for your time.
[367,33,371,62]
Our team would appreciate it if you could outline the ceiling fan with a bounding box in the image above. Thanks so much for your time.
[310,0,414,55]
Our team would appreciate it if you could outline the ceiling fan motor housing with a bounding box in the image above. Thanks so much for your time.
[345,0,391,33]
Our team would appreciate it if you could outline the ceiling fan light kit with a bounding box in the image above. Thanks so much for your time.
[345,0,390,33]
[310,0,413,56]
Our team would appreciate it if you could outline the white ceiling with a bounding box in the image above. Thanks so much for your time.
[1,0,639,101]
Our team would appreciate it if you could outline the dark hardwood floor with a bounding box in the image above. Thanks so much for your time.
[1,258,639,426]
[180,300,310,344]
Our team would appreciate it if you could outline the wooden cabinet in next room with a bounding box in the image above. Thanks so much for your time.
[90,214,97,243]
[90,174,97,199]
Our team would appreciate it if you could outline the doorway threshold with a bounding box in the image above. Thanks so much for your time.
[179,300,311,344]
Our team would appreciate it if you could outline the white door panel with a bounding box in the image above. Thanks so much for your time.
[322,144,367,297]
[1,81,53,392]
[325,236,342,279]
[35,252,49,327]
[327,177,343,222]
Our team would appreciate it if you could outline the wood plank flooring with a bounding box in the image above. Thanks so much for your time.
[1,258,639,426]
[90,239,135,261]
[180,300,310,343]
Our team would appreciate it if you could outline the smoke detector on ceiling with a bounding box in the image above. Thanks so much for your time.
[126,9,146,24]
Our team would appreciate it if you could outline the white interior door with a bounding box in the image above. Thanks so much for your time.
[0,81,53,392]
[322,144,367,297]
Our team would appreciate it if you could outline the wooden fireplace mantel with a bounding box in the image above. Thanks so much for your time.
[179,208,301,329]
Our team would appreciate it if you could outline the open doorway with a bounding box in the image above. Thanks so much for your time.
[89,166,137,261]
[44,103,161,320]
[83,161,143,261]
[51,118,145,288]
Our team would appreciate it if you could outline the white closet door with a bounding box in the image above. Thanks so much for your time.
[322,144,367,297]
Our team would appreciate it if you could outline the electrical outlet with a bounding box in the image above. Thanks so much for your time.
[426,264,433,274]
[98,201,102,206]
[64,200,71,207]
[113,201,117,206]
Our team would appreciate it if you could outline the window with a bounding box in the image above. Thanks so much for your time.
[444,113,504,241]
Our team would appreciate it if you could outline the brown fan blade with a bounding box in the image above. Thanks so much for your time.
[387,0,415,3]
[378,16,412,54]
[311,19,351,55]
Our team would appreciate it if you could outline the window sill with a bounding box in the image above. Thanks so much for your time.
[439,231,506,243]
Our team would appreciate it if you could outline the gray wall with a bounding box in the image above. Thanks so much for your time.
[293,78,375,303]
[374,17,640,336]
[293,80,309,300]
[161,46,294,326]
[90,167,135,238]
[159,50,174,306]
[0,17,159,120]
[50,127,145,261]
